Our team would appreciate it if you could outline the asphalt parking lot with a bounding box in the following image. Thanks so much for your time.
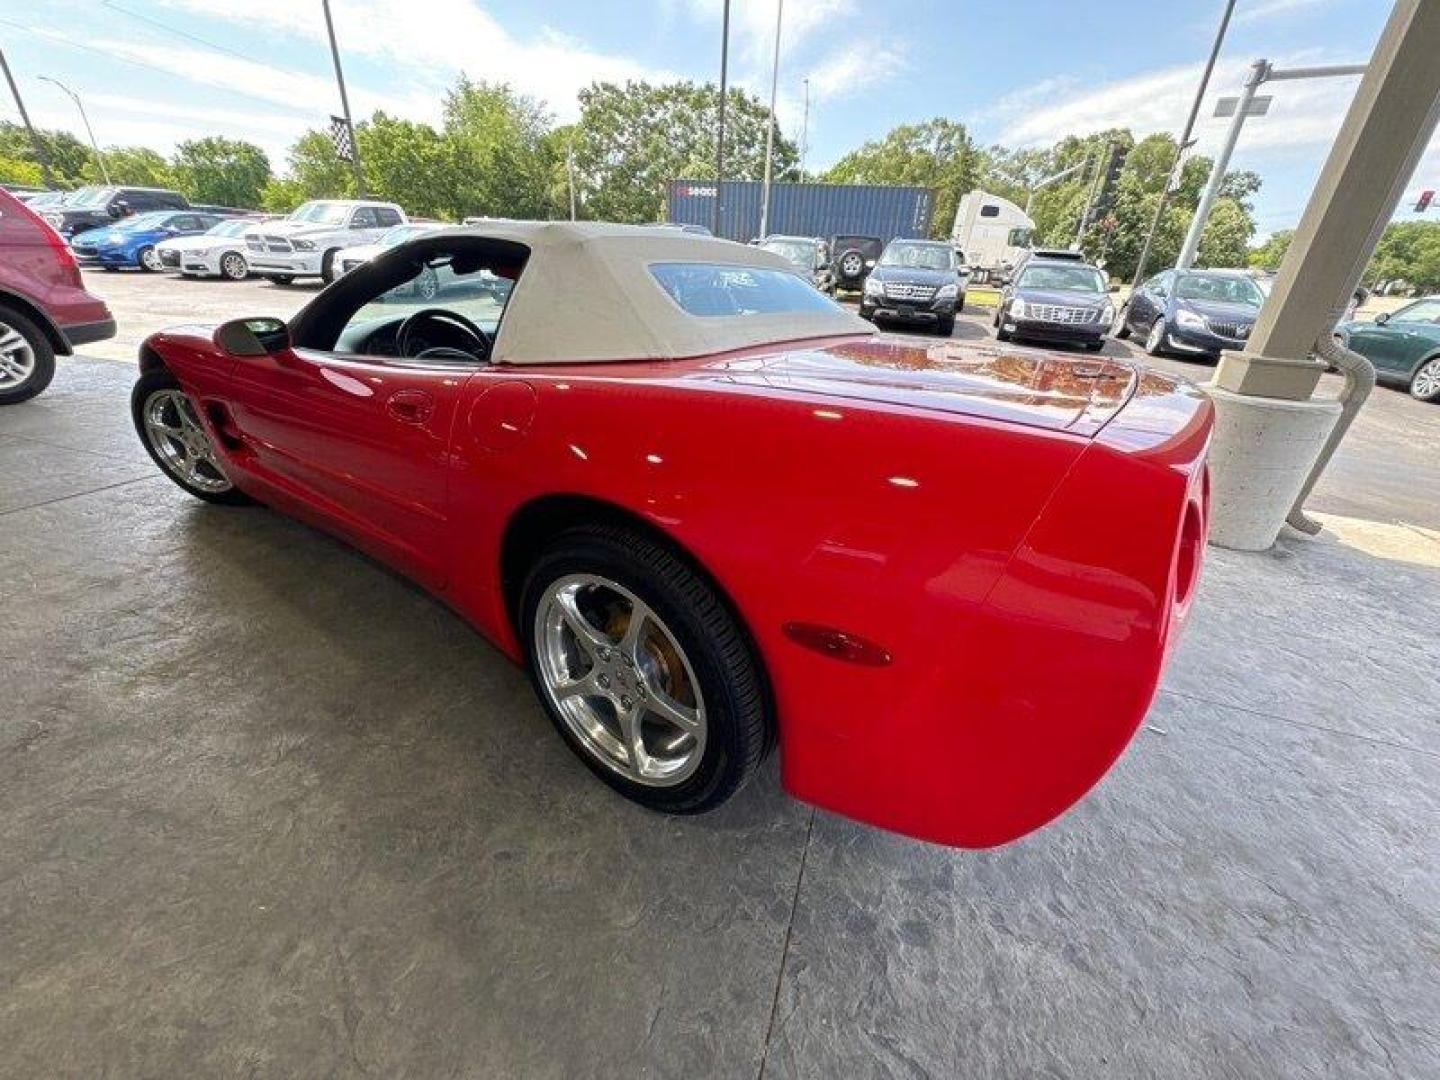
[2,269,1438,1077]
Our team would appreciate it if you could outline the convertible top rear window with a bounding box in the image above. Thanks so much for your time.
[650,262,838,318]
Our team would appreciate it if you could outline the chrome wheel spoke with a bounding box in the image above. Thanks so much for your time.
[617,701,650,773]
[618,600,651,664]
[643,686,702,736]
[553,671,599,702]
[555,588,612,658]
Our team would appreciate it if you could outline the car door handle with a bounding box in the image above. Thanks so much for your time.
[386,389,436,425]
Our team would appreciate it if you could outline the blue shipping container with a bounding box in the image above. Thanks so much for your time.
[667,180,935,243]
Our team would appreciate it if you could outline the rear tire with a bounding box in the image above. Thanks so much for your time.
[131,368,253,506]
[264,274,295,286]
[0,303,56,405]
[519,524,771,815]
[321,249,340,284]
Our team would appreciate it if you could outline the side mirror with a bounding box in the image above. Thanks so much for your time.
[1374,311,1390,326]
[215,317,290,357]
[109,202,128,218]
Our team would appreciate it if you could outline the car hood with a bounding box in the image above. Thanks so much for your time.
[691,336,1138,436]
[1175,298,1258,322]
[869,266,957,287]
[1014,287,1110,309]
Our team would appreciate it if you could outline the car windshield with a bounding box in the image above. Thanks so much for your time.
[1175,273,1264,306]
[650,263,838,317]
[760,238,820,268]
[1016,264,1106,292]
[289,201,353,225]
[879,242,955,271]
[205,219,256,237]
[63,186,114,210]
[115,212,174,231]
[378,225,434,248]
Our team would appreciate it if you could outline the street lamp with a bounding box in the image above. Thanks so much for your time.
[38,75,109,185]
[1176,58,1368,269]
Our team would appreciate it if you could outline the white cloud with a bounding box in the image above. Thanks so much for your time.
[154,0,679,120]
[681,0,856,67]
[1234,0,1336,25]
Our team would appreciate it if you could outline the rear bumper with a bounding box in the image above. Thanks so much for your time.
[61,315,118,349]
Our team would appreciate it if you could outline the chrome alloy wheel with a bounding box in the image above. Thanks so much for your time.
[142,389,233,493]
[0,320,36,390]
[1146,318,1166,354]
[220,251,248,280]
[1412,356,1440,400]
[534,573,706,787]
[140,246,163,272]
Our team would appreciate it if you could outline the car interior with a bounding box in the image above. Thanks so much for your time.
[288,235,528,365]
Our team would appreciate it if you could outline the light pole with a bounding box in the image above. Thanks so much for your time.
[1130,0,1237,290]
[38,76,109,185]
[1177,58,1368,269]
[1023,161,1085,216]
[758,0,784,240]
[321,0,366,196]
[799,76,810,179]
[713,0,730,236]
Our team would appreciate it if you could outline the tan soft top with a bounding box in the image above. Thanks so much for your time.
[456,220,874,365]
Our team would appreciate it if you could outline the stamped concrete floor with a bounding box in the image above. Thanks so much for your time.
[2,359,1437,1079]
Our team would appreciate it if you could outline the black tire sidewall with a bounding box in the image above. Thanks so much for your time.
[519,527,767,814]
[130,368,253,505]
[0,304,56,405]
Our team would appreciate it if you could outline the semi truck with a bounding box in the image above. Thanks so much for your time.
[951,190,1035,284]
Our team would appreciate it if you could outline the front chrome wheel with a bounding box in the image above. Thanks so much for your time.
[1145,318,1167,356]
[142,388,233,494]
[534,573,706,787]
[0,319,37,390]
[139,246,162,272]
[220,251,248,280]
[1411,356,1440,402]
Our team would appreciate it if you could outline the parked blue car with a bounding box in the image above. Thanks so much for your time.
[1116,268,1264,361]
[70,210,224,272]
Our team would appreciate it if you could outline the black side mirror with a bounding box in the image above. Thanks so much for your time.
[215,317,290,356]
[109,202,128,218]
[1374,311,1390,326]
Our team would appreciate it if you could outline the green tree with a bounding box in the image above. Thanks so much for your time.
[0,154,43,187]
[172,136,271,207]
[572,80,795,226]
[1193,197,1254,268]
[443,78,556,219]
[823,118,979,237]
[1365,220,1440,291]
[94,146,175,188]
[281,129,355,200]
[0,122,94,186]
[1248,229,1293,270]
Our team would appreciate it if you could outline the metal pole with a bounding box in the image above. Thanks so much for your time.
[1131,0,1237,289]
[1177,59,1267,269]
[0,48,55,189]
[712,0,730,236]
[1023,161,1086,216]
[566,145,577,221]
[321,0,366,196]
[1073,149,1105,247]
[38,76,109,185]
[758,0,783,240]
[799,77,810,179]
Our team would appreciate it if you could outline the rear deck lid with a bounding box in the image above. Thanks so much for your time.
[698,337,1138,436]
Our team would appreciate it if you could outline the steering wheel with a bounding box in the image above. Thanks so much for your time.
[395,308,491,361]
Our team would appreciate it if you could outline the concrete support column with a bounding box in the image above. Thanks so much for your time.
[1205,0,1440,551]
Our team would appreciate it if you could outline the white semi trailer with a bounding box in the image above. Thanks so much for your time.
[951,190,1034,284]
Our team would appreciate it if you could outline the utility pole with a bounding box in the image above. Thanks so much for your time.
[1131,0,1237,289]
[1073,149,1105,247]
[758,0,784,240]
[38,76,108,185]
[799,77,810,179]
[713,0,730,236]
[321,0,366,196]
[566,144,577,221]
[0,47,55,189]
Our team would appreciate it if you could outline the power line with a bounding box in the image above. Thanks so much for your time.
[99,1,290,74]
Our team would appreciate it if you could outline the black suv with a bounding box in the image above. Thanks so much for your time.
[859,238,968,335]
[994,257,1113,350]
[42,185,190,238]
[825,234,884,294]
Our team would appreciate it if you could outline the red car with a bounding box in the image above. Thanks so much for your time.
[0,187,116,404]
[130,223,1212,848]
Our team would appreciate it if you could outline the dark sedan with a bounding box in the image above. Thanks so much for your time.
[994,258,1112,350]
[1337,296,1440,402]
[1118,269,1262,360]
[859,239,967,335]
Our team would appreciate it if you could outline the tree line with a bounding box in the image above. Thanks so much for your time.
[5,72,1436,286]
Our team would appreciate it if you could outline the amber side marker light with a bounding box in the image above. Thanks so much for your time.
[783,622,893,666]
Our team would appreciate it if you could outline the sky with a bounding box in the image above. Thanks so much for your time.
[0,0,1427,238]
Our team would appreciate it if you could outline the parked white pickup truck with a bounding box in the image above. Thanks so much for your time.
[245,199,407,284]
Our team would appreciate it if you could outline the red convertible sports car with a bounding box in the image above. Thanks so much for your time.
[131,222,1213,848]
